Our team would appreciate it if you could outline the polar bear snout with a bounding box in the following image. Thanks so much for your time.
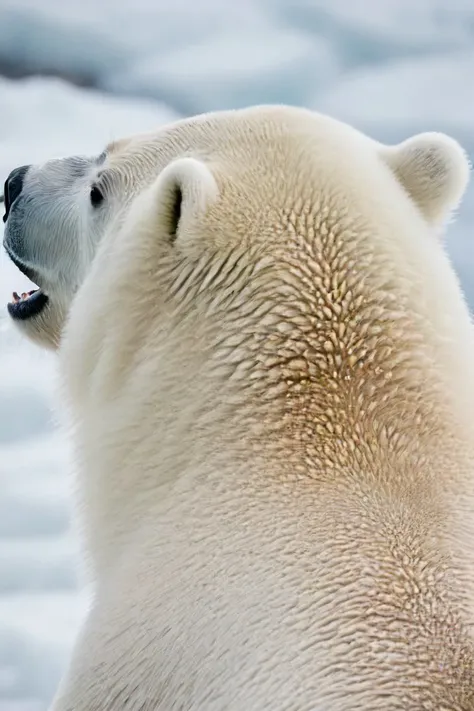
[2,153,106,349]
[2,163,52,327]
[2,164,30,223]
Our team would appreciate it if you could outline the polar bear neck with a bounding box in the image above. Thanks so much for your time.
[192,240,467,471]
[67,214,472,492]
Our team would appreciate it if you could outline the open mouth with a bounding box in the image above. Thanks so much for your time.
[8,289,49,320]
[2,191,49,321]
[3,243,49,321]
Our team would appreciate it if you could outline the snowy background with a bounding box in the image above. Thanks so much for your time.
[0,1,473,708]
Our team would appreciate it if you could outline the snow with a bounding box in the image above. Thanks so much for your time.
[0,1,473,709]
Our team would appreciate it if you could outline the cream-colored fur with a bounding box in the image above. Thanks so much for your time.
[3,105,474,709]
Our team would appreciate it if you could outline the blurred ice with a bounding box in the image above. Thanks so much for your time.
[1,0,474,113]
[0,1,473,709]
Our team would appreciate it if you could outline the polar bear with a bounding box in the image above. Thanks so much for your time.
[3,105,474,710]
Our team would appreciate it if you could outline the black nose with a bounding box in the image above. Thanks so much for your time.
[3,165,30,223]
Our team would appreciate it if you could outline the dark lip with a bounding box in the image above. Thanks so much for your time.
[7,290,49,321]
[3,242,49,320]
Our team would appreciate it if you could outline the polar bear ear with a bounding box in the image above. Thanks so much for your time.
[382,132,470,227]
[153,157,219,241]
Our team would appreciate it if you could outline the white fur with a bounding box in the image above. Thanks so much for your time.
[382,131,471,227]
[156,156,220,214]
[4,105,474,709]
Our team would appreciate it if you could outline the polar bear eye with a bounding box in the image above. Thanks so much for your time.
[90,185,104,207]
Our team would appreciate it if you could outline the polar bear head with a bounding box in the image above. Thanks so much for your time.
[2,106,471,388]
